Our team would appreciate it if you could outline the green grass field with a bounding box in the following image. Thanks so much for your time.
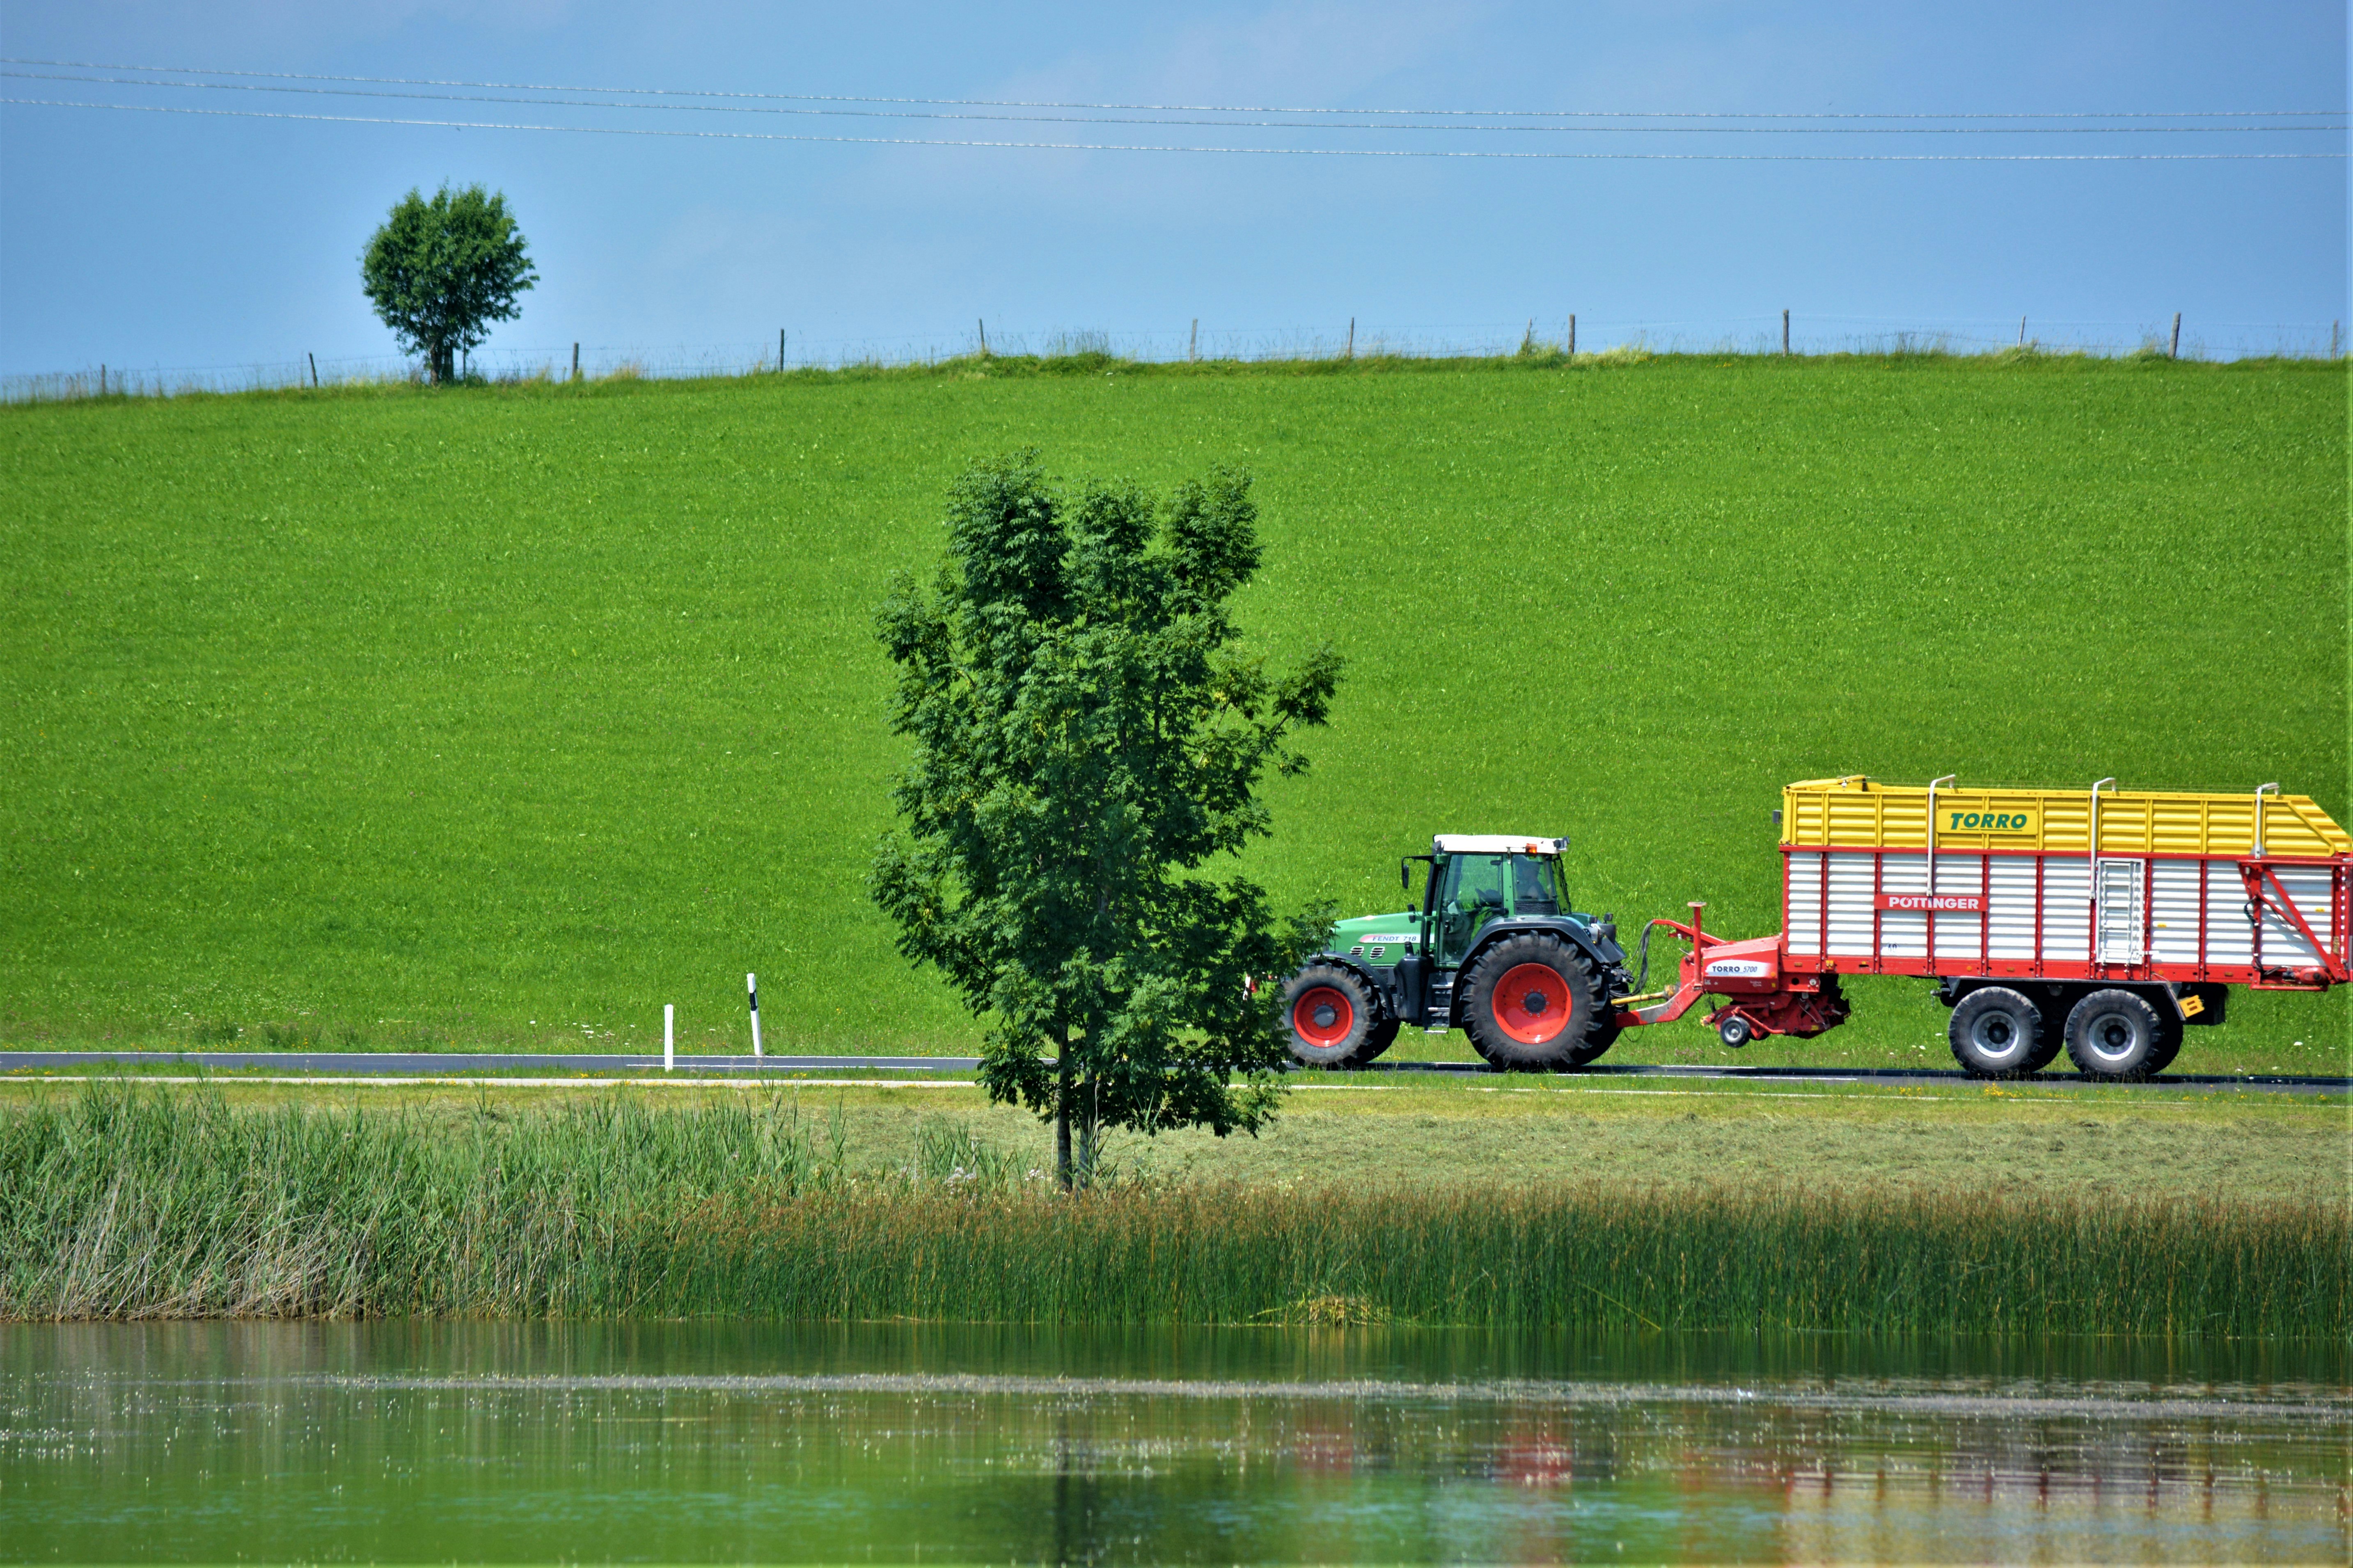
[4,353,2344,1071]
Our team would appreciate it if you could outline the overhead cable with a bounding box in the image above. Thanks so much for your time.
[3,70,2342,135]
[7,96,2343,160]
[0,55,2337,121]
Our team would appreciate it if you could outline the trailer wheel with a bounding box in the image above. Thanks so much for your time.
[2064,989,2165,1081]
[1718,1015,1753,1049]
[1947,986,2045,1078]
[1280,964,1385,1068]
[1461,934,1615,1071]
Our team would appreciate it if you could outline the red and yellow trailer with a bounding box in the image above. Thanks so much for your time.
[1621,776,2349,1079]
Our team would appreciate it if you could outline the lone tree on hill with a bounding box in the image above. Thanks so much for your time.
[360,184,536,384]
[873,452,1344,1188]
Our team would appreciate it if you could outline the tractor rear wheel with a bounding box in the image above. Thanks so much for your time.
[1281,964,1386,1068]
[1461,934,1616,1071]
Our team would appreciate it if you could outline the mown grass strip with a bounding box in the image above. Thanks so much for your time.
[2,1088,2337,1337]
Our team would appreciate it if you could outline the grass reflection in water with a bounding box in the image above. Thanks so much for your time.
[2,1322,2344,1564]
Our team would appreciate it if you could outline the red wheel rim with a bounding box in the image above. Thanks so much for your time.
[1494,963,1572,1045]
[1291,985,1354,1048]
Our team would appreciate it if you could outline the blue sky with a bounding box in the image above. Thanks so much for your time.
[2,2,2344,376]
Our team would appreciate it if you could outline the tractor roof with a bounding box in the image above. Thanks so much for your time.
[1432,835,1565,854]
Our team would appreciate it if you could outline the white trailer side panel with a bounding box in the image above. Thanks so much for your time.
[1825,852,1877,957]
[1986,856,2039,961]
[2040,859,2092,963]
[1878,852,1927,959]
[1787,851,1822,956]
[1931,852,1985,962]
[2149,860,2205,966]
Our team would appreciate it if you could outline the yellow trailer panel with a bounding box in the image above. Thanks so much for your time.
[1780,776,2350,860]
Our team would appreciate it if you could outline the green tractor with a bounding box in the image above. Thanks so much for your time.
[1281,835,1634,1070]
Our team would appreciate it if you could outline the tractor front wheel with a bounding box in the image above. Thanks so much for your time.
[1281,964,1386,1068]
[1461,934,1616,1071]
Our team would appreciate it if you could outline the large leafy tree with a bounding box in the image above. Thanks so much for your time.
[360,184,536,384]
[873,452,1343,1187]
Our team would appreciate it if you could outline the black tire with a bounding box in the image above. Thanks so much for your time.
[1948,986,2046,1078]
[2065,989,2165,1081]
[1281,963,1384,1068]
[2145,996,2186,1074]
[1718,1015,1753,1049]
[1360,1014,1402,1063]
[1460,933,1616,1071]
[2021,1008,2067,1073]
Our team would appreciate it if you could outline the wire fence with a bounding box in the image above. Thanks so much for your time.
[7,313,2343,403]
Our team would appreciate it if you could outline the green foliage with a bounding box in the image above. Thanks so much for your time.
[360,184,536,384]
[0,362,2342,1070]
[873,453,1343,1181]
[1,1087,2339,1335]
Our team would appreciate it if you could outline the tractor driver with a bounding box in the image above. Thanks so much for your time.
[1440,854,1510,963]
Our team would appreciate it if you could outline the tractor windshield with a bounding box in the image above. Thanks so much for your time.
[1510,854,1562,916]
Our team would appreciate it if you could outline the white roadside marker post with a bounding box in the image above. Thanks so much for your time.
[664,1004,674,1072]
[747,973,763,1058]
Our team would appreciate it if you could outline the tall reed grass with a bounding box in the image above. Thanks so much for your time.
[1,1088,2339,1337]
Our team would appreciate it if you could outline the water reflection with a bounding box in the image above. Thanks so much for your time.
[2,1322,2343,1563]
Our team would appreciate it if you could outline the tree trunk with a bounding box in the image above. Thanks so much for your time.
[1077,1085,1097,1191]
[1055,1031,1072,1190]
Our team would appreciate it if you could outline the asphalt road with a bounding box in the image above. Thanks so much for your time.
[0,1051,2341,1094]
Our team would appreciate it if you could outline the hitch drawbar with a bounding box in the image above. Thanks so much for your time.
[1611,902,1850,1047]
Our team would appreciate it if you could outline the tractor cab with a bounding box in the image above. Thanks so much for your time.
[1425,836,1573,966]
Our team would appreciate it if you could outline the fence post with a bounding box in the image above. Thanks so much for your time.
[779,328,786,372]
[1345,318,1354,360]
[308,353,318,388]
[1782,309,1791,355]
[1567,314,1576,357]
[1189,318,1198,363]
[978,318,989,357]
[2169,313,2181,359]
[571,343,580,381]
[2018,316,2027,348]
[747,972,762,1058]
[2333,321,2340,361]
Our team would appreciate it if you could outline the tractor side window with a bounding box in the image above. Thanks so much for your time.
[1437,854,1507,966]
[1448,856,1507,913]
[1510,855,1561,915]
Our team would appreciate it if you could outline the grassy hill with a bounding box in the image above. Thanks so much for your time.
[3,352,2344,1070]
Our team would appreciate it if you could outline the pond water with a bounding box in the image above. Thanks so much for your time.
[2,1323,2344,1563]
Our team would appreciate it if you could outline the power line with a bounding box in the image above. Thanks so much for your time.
[7,96,2343,160]
[5,71,2340,135]
[2,56,2337,122]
